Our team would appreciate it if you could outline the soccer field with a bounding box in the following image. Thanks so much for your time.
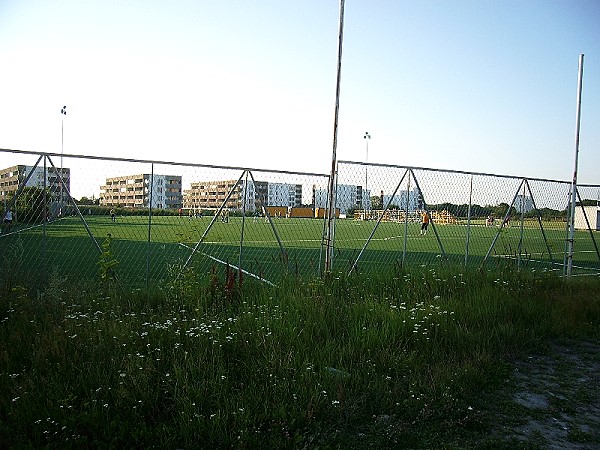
[1,214,598,287]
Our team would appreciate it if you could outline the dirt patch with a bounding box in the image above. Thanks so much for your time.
[483,338,600,449]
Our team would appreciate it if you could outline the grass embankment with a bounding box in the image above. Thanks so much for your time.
[1,267,599,449]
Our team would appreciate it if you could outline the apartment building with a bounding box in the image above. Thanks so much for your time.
[314,184,366,214]
[183,179,256,211]
[0,164,71,203]
[382,188,422,211]
[514,194,534,213]
[183,179,302,212]
[264,182,302,208]
[100,174,182,209]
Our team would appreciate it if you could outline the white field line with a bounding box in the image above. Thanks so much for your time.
[197,238,321,245]
[0,219,63,236]
[177,242,277,287]
[494,253,599,272]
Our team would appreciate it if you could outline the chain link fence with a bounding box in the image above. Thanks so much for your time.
[1,149,598,291]
[0,149,330,290]
[336,161,599,276]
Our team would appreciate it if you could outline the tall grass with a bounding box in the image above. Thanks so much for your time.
[1,265,599,448]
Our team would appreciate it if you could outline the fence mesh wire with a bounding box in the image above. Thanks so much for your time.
[1,149,598,291]
[336,161,599,276]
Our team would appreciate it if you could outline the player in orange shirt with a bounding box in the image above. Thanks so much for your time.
[420,211,430,235]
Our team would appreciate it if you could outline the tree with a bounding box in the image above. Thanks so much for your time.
[524,207,566,220]
[491,203,516,219]
[77,196,98,205]
[370,195,383,210]
[10,187,52,223]
[576,199,599,207]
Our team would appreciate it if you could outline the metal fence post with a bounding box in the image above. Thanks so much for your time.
[524,179,555,267]
[409,170,448,261]
[348,169,409,275]
[239,171,249,278]
[402,173,411,266]
[43,156,48,284]
[464,175,473,267]
[181,170,247,273]
[483,179,525,265]
[146,163,154,287]
[517,181,526,270]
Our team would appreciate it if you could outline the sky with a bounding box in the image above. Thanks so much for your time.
[1,0,599,186]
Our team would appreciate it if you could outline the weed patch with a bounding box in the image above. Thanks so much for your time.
[0,268,598,448]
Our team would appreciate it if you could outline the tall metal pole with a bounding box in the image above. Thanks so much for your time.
[364,132,370,211]
[60,106,66,210]
[324,0,346,274]
[43,156,48,284]
[566,54,584,277]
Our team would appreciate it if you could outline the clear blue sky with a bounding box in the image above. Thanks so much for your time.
[1,0,599,184]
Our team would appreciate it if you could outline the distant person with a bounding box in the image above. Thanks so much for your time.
[110,208,116,222]
[503,215,511,227]
[486,215,494,227]
[3,208,13,232]
[420,211,430,235]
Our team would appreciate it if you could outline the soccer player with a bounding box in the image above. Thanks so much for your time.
[420,211,430,235]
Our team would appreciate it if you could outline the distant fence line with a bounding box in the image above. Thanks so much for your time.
[0,148,599,291]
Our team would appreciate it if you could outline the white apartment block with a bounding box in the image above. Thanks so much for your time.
[382,188,421,211]
[264,182,302,208]
[0,164,71,204]
[514,195,534,213]
[314,184,365,214]
[100,174,182,209]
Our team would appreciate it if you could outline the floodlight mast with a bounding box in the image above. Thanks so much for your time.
[324,0,346,275]
[566,54,584,277]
